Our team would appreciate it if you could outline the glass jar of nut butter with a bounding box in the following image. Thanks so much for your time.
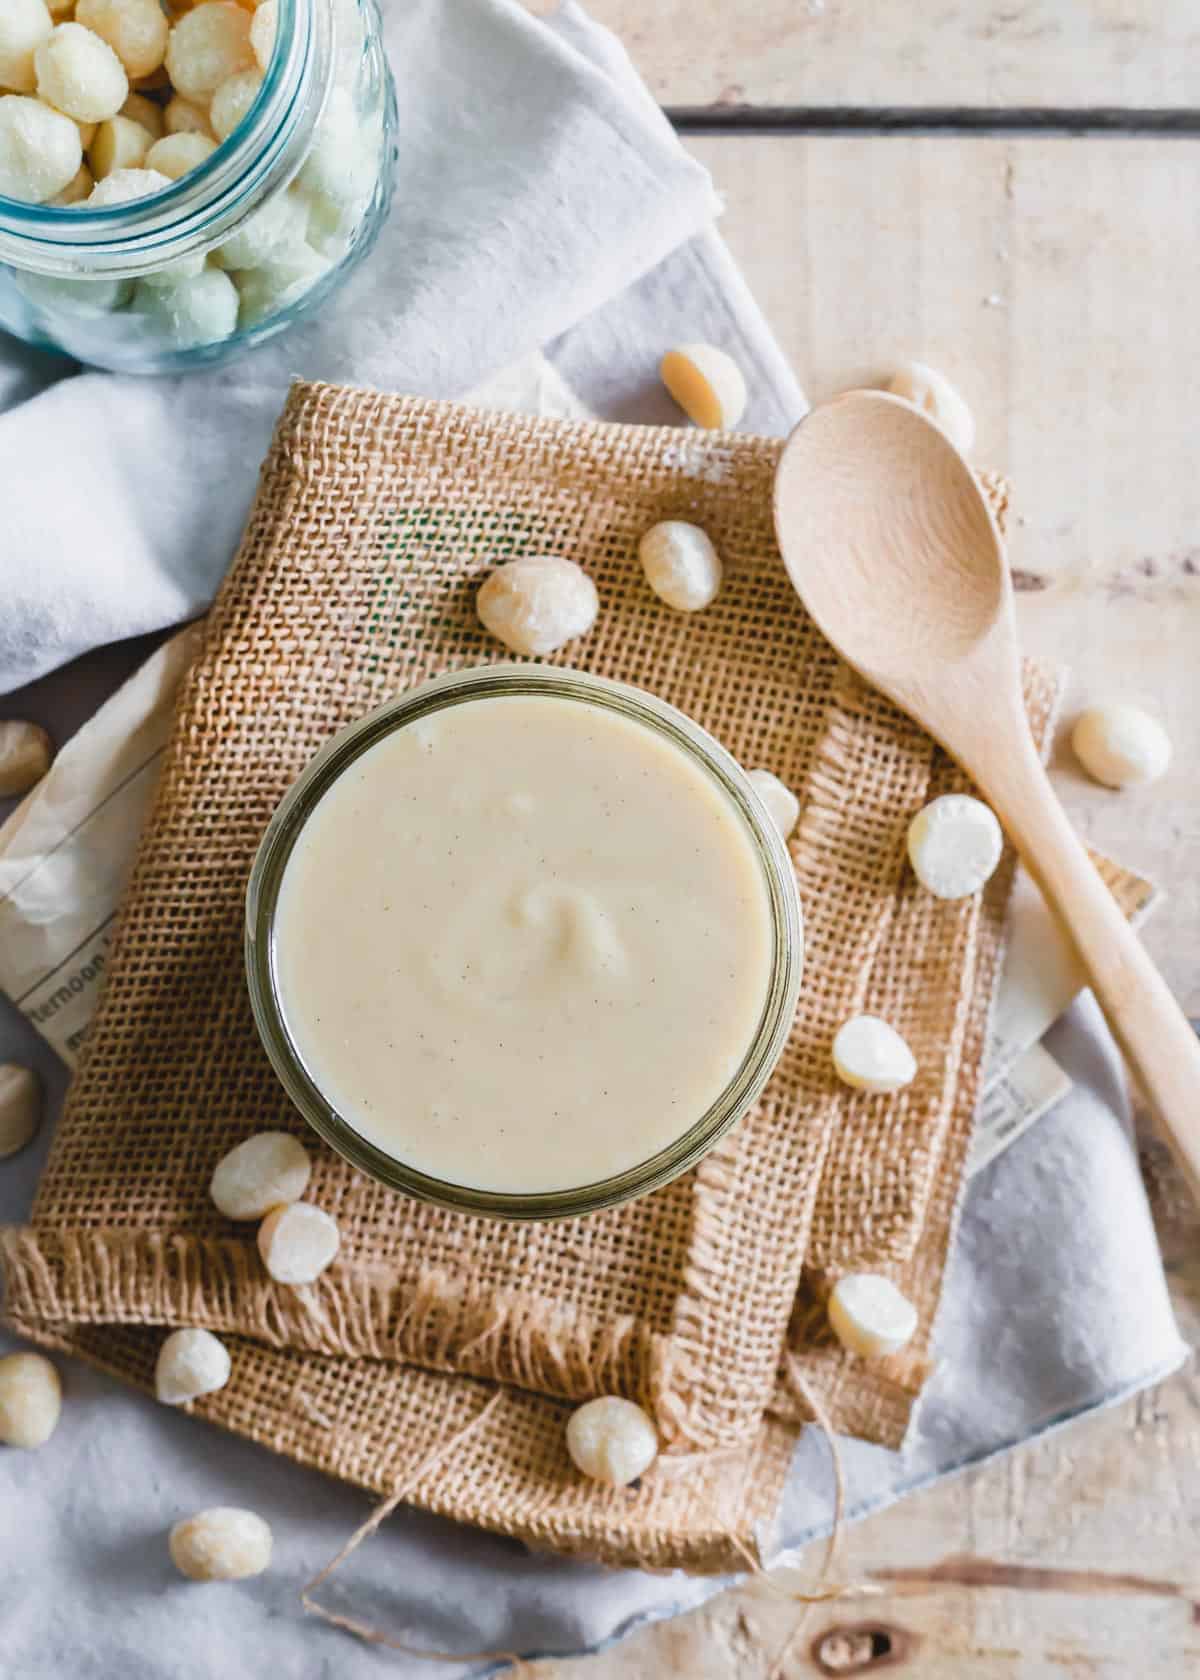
[247,666,806,1220]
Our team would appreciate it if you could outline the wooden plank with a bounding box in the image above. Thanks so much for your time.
[532,1,1200,114]
[551,1356,1200,1676]
[692,133,1200,1013]
[536,135,1200,1677]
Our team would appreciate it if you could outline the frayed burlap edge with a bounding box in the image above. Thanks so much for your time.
[3,1311,797,1575]
[0,1229,705,1424]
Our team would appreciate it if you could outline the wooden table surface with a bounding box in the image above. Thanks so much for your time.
[528,5,1200,1674]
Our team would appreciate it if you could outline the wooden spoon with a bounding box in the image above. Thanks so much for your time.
[774,389,1200,1201]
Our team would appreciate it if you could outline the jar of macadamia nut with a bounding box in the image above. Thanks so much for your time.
[0,0,395,370]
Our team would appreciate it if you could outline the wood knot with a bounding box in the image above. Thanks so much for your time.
[1009,567,1050,593]
[811,1622,917,1673]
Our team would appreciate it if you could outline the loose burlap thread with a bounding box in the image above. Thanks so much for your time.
[0,384,1148,1573]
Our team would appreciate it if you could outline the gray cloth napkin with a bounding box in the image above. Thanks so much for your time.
[0,3,1186,1675]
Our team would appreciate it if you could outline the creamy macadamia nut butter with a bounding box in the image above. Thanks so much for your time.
[247,667,803,1218]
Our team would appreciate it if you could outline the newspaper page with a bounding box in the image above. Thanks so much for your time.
[967,1041,1073,1179]
[0,628,203,1066]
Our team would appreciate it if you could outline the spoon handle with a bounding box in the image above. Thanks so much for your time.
[988,741,1200,1203]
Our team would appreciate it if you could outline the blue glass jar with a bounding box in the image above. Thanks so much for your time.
[0,0,396,373]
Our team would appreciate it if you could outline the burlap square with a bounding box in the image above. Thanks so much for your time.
[0,384,1147,1571]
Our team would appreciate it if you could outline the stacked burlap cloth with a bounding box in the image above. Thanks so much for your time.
[0,382,1134,1572]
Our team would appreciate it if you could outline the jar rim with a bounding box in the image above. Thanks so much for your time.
[0,0,330,275]
[245,664,806,1222]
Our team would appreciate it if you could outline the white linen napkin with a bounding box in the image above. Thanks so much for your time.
[0,3,1185,1675]
[0,0,732,693]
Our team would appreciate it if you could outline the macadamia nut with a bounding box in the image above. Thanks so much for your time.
[0,719,53,794]
[566,1396,658,1487]
[75,0,168,80]
[0,0,53,97]
[169,1507,273,1581]
[16,267,132,311]
[136,250,206,285]
[163,92,214,138]
[233,239,328,324]
[303,161,376,257]
[144,129,215,178]
[134,264,239,344]
[209,65,259,140]
[476,556,599,657]
[155,1327,232,1405]
[249,0,275,72]
[0,1351,62,1447]
[210,183,305,268]
[295,85,356,197]
[637,520,722,612]
[165,1,252,102]
[660,343,747,430]
[294,86,376,214]
[0,95,82,202]
[832,1015,917,1094]
[827,1273,918,1358]
[886,361,975,456]
[86,160,167,202]
[210,1130,312,1220]
[906,793,1003,899]
[1072,703,1171,789]
[121,89,163,137]
[330,0,366,88]
[0,1063,41,1159]
[88,111,150,177]
[35,22,128,123]
[49,160,94,203]
[257,1201,339,1285]
[747,768,800,841]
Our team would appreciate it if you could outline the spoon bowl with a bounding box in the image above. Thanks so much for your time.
[774,391,1025,783]
[774,390,1200,1204]
[775,390,1006,668]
